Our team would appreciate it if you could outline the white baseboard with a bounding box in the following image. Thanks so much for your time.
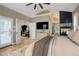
[0,43,12,48]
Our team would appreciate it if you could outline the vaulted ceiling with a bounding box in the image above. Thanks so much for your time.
[0,3,79,18]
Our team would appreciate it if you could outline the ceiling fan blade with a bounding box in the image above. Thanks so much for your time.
[43,3,50,5]
[26,3,33,6]
[34,4,37,9]
[39,3,43,9]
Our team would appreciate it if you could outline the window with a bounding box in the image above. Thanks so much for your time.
[0,16,13,48]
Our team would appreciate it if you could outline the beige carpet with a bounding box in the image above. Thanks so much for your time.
[0,37,34,56]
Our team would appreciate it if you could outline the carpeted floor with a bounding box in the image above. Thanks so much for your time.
[0,37,34,55]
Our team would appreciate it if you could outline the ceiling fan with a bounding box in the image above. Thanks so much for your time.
[26,3,50,9]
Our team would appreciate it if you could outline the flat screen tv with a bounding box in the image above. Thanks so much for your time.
[36,22,48,29]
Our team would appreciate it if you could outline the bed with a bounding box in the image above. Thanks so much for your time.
[48,35,79,56]
[25,31,79,56]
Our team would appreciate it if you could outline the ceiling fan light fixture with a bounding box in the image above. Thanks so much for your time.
[34,4,37,9]
[39,3,43,9]
[26,3,50,10]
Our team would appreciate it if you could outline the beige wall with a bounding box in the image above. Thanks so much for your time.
[32,11,60,35]
[32,15,52,34]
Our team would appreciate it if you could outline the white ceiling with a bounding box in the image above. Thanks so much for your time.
[0,3,79,18]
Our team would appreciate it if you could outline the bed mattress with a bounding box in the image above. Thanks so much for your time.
[48,36,79,56]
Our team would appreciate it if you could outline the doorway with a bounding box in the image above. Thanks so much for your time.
[21,25,29,37]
